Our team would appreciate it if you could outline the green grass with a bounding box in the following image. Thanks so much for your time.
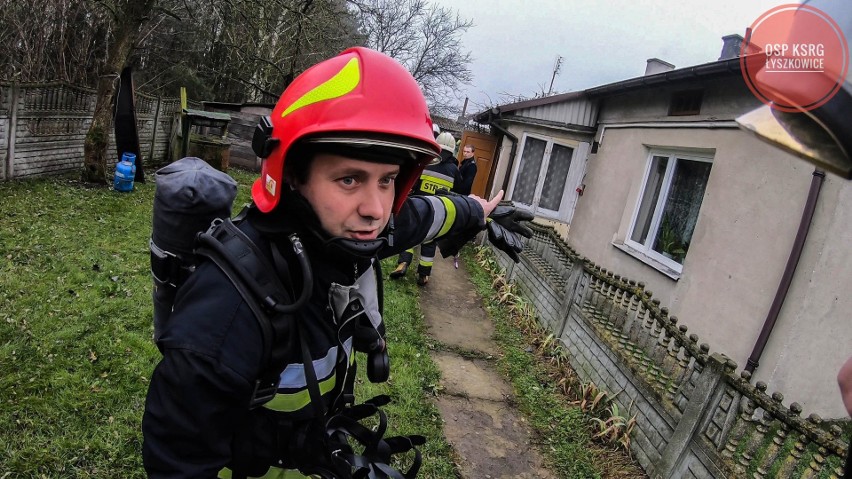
[464,246,646,479]
[0,169,456,478]
[358,259,459,478]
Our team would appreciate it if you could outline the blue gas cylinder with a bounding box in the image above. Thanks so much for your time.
[113,152,136,192]
[123,152,137,176]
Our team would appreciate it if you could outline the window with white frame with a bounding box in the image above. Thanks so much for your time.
[510,134,587,220]
[626,150,713,272]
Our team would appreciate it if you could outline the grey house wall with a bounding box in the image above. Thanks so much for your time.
[566,74,852,418]
[488,73,852,419]
[488,226,848,478]
[595,78,760,124]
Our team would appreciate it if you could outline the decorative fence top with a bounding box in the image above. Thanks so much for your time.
[522,220,849,471]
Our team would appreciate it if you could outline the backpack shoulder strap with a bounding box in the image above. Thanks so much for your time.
[194,220,282,403]
[195,218,324,412]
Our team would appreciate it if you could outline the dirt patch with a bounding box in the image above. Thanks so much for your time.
[435,395,556,479]
[419,255,555,478]
[431,352,510,401]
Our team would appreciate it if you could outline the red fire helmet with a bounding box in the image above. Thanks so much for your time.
[251,47,441,213]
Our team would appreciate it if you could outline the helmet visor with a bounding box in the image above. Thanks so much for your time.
[304,133,441,165]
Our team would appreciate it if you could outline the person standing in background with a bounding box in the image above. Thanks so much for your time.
[451,144,478,268]
[389,132,460,285]
[454,144,477,195]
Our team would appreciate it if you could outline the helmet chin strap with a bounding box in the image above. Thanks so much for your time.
[323,236,387,258]
[256,188,396,258]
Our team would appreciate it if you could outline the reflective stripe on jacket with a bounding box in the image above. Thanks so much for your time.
[415,150,459,196]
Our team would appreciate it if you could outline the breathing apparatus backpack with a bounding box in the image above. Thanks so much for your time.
[150,157,238,340]
[149,157,425,478]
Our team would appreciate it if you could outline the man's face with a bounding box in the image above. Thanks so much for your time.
[463,146,474,159]
[294,153,399,240]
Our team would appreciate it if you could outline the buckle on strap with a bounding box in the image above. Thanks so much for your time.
[248,378,278,409]
[150,240,190,288]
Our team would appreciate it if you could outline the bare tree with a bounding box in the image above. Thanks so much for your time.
[0,0,108,84]
[348,0,473,116]
[133,0,361,102]
[3,0,464,181]
[81,0,362,181]
[82,0,158,183]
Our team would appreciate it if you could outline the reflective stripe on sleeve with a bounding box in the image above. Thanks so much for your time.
[436,196,457,238]
[423,195,458,241]
[424,196,447,240]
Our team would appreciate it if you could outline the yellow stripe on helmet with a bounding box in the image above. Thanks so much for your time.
[281,57,361,118]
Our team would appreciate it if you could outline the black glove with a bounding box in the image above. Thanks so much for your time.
[486,205,534,262]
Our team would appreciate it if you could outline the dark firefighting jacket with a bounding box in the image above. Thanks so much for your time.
[142,189,485,479]
[414,149,459,196]
[453,157,477,196]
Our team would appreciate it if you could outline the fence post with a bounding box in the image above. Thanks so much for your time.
[655,352,726,478]
[556,256,585,337]
[5,83,19,179]
[149,96,161,163]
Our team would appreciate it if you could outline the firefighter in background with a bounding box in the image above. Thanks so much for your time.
[389,132,460,285]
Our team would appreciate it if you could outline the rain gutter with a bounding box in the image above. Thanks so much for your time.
[745,169,825,373]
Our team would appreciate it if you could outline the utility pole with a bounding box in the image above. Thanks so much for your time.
[548,55,563,96]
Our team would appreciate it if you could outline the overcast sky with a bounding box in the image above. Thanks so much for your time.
[429,0,788,114]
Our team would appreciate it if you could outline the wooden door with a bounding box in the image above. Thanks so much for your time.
[458,130,498,198]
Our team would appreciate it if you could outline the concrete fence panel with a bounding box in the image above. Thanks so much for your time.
[488,222,848,478]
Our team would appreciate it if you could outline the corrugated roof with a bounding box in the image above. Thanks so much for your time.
[475,56,744,120]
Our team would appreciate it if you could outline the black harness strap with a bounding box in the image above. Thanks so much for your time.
[196,219,326,412]
[295,315,327,417]
[192,219,425,478]
[195,238,280,408]
[199,219,290,315]
[322,396,426,479]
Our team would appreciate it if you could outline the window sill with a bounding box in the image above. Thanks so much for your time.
[514,204,564,223]
[611,242,681,281]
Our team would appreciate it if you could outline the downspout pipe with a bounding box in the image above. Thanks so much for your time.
[484,110,519,193]
[745,169,825,374]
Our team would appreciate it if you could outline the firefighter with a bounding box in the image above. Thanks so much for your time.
[389,131,460,285]
[142,47,532,478]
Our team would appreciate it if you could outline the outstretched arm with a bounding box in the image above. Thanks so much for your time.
[409,189,534,262]
[388,189,533,261]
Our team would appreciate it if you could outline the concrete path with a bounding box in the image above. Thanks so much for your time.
[417,254,555,479]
